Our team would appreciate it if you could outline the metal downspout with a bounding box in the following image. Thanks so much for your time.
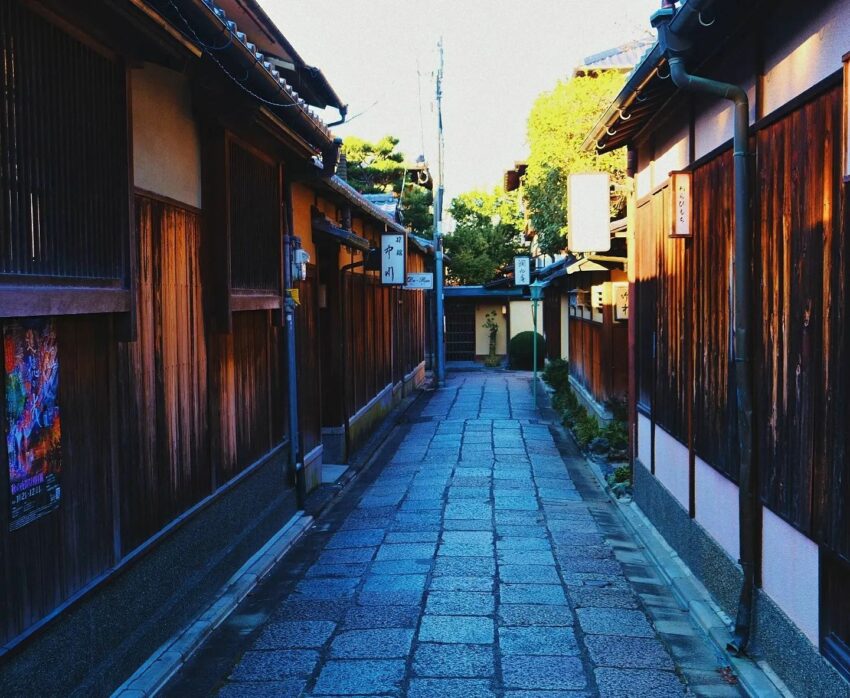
[663,53,757,655]
[283,181,304,509]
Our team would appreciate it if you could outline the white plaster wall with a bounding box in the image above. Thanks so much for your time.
[652,124,690,188]
[694,457,739,560]
[763,0,850,116]
[635,144,652,199]
[637,412,652,470]
[653,426,689,510]
[475,303,507,356]
[560,295,570,361]
[131,63,202,208]
[693,79,757,160]
[761,507,820,645]
[509,300,535,339]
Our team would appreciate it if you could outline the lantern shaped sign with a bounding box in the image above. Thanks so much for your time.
[670,171,692,238]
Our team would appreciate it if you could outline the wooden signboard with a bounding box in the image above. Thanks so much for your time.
[670,170,692,237]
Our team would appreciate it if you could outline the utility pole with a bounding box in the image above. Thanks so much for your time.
[433,38,446,386]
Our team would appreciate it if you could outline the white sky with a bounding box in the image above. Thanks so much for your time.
[260,1,659,205]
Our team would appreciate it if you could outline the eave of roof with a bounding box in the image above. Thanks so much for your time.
[444,286,525,299]
[582,0,751,154]
[321,175,409,236]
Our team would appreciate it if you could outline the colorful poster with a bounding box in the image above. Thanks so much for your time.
[6,319,61,531]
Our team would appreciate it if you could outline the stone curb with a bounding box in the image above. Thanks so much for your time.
[582,458,791,698]
[111,512,314,698]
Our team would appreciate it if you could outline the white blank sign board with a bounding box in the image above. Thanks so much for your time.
[568,173,611,252]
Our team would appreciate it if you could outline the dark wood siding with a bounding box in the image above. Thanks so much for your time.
[636,85,849,559]
[445,300,475,361]
[0,314,115,645]
[543,291,561,360]
[118,196,208,551]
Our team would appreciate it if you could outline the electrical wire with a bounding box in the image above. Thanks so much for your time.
[163,0,306,110]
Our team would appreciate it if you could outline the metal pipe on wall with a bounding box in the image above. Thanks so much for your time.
[282,180,304,508]
[654,0,759,654]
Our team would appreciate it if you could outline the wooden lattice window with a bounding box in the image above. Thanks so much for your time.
[228,139,280,292]
[0,2,128,282]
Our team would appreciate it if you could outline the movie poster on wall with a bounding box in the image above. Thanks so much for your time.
[5,319,61,531]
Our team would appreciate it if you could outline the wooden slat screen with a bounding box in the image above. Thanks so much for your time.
[635,198,657,412]
[228,140,280,292]
[298,265,321,454]
[0,2,127,281]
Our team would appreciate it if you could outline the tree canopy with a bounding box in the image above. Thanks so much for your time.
[525,70,628,257]
[340,134,433,238]
[443,187,525,286]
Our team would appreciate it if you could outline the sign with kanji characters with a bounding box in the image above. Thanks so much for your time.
[670,171,692,238]
[381,234,406,285]
[514,256,530,286]
[613,282,629,321]
[404,272,433,290]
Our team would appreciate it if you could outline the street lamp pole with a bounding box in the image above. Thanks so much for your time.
[530,279,545,405]
[433,39,446,386]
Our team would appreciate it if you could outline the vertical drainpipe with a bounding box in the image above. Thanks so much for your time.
[283,180,304,508]
[653,4,758,654]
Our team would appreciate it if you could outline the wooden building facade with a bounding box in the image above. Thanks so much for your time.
[0,1,429,693]
[586,0,850,692]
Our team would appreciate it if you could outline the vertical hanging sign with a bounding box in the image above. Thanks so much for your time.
[514,256,531,286]
[6,319,62,531]
[670,171,692,238]
[381,233,406,285]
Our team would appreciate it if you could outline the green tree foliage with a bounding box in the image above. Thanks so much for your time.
[400,186,433,238]
[443,188,525,285]
[341,135,405,194]
[341,135,434,237]
[525,70,628,257]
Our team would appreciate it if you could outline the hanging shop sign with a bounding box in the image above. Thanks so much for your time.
[381,233,406,285]
[613,282,629,321]
[568,173,611,252]
[670,170,692,238]
[514,256,531,286]
[6,319,62,531]
[404,272,434,290]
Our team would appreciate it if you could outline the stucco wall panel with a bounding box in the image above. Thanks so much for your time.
[131,64,202,208]
[653,426,689,510]
[475,303,507,356]
[761,506,819,645]
[694,457,739,560]
[637,412,652,470]
[763,0,850,116]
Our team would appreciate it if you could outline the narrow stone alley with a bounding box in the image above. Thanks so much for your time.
[166,372,743,697]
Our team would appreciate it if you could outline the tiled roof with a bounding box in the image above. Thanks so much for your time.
[578,37,656,72]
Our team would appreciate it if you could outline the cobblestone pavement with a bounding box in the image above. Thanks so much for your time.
[167,372,744,697]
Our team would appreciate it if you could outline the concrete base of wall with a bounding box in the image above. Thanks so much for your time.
[569,375,614,425]
[303,444,323,493]
[634,462,849,697]
[326,362,427,462]
[0,450,298,696]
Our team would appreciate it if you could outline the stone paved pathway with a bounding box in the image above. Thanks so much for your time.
[167,372,744,697]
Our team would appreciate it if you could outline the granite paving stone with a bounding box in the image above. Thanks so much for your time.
[177,373,742,698]
[412,643,495,677]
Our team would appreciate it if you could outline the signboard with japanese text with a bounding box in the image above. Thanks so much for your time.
[404,272,433,290]
[381,233,406,285]
[613,282,629,321]
[514,256,530,286]
[670,171,692,237]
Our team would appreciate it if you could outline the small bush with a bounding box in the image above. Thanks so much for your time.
[508,331,545,370]
[611,464,631,484]
[572,409,600,449]
[543,358,570,393]
[600,419,628,451]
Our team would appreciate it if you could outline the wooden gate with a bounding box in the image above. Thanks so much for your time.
[445,301,475,360]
